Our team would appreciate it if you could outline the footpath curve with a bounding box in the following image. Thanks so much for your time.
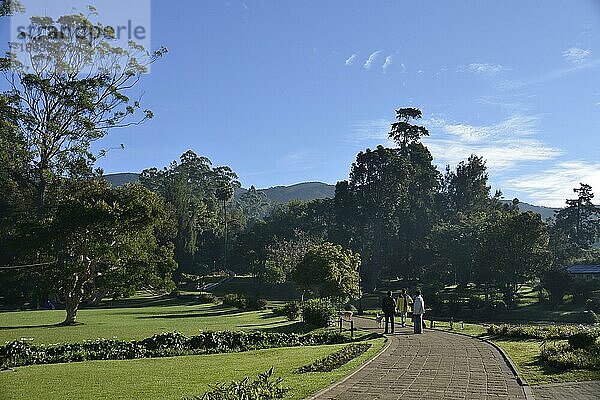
[309,317,527,400]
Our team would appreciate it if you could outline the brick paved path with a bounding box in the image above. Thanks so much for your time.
[311,317,526,400]
[533,380,600,400]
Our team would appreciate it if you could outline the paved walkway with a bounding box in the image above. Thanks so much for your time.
[311,317,527,400]
[532,380,600,400]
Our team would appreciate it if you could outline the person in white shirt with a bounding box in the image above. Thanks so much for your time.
[413,290,425,334]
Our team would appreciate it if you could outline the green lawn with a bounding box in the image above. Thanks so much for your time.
[0,294,386,399]
[0,339,385,400]
[0,295,299,345]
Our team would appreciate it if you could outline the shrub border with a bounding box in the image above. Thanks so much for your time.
[304,335,390,400]
[297,343,372,373]
[0,330,353,369]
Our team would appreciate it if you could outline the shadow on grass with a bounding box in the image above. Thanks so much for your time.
[85,295,201,310]
[260,312,280,319]
[138,308,245,319]
[262,322,315,334]
[0,323,63,330]
[357,332,384,341]
[237,320,290,329]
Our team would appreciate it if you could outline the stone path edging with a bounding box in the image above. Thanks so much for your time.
[428,327,535,400]
[304,335,392,400]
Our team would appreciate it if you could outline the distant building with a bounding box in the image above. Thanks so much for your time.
[567,265,600,280]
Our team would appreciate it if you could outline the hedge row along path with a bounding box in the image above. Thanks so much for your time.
[311,317,527,400]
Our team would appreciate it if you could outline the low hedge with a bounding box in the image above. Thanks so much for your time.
[297,343,371,373]
[0,330,351,369]
[488,324,600,372]
[486,324,599,340]
[541,341,600,370]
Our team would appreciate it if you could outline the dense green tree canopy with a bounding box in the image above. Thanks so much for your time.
[46,180,176,324]
[140,150,240,277]
[554,183,599,249]
[293,242,360,302]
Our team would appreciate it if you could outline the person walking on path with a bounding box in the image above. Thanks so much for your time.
[381,290,397,334]
[413,289,425,334]
[397,288,412,327]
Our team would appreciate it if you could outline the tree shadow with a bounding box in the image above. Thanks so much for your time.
[357,332,384,340]
[260,312,280,319]
[237,321,290,329]
[0,323,63,330]
[80,295,207,310]
[138,308,244,319]
[262,322,315,334]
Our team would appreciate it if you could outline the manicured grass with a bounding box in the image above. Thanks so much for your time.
[0,296,297,345]
[492,338,600,385]
[0,338,385,400]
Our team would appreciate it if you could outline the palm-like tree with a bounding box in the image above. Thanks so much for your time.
[216,182,234,270]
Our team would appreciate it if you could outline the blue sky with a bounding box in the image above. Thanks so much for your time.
[4,1,600,207]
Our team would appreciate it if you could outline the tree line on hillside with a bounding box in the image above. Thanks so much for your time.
[1,3,599,324]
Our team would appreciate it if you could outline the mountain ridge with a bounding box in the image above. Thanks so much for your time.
[103,172,559,218]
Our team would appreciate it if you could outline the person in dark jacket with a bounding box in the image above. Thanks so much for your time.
[381,290,397,334]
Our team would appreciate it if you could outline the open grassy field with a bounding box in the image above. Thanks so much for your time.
[0,295,303,345]
[0,338,385,400]
[0,293,386,400]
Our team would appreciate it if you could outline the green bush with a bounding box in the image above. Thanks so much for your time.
[197,293,218,304]
[568,331,600,350]
[247,298,268,311]
[273,302,301,321]
[0,330,350,369]
[298,343,371,373]
[302,299,336,327]
[222,294,248,309]
[486,324,593,340]
[184,368,287,400]
[541,342,600,370]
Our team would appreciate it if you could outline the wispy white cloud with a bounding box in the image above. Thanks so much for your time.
[562,47,592,64]
[363,51,381,70]
[349,114,561,171]
[458,62,507,75]
[504,161,600,207]
[382,55,393,73]
[348,114,600,207]
[345,53,358,66]
[501,57,600,90]
[348,118,394,145]
[423,115,561,169]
